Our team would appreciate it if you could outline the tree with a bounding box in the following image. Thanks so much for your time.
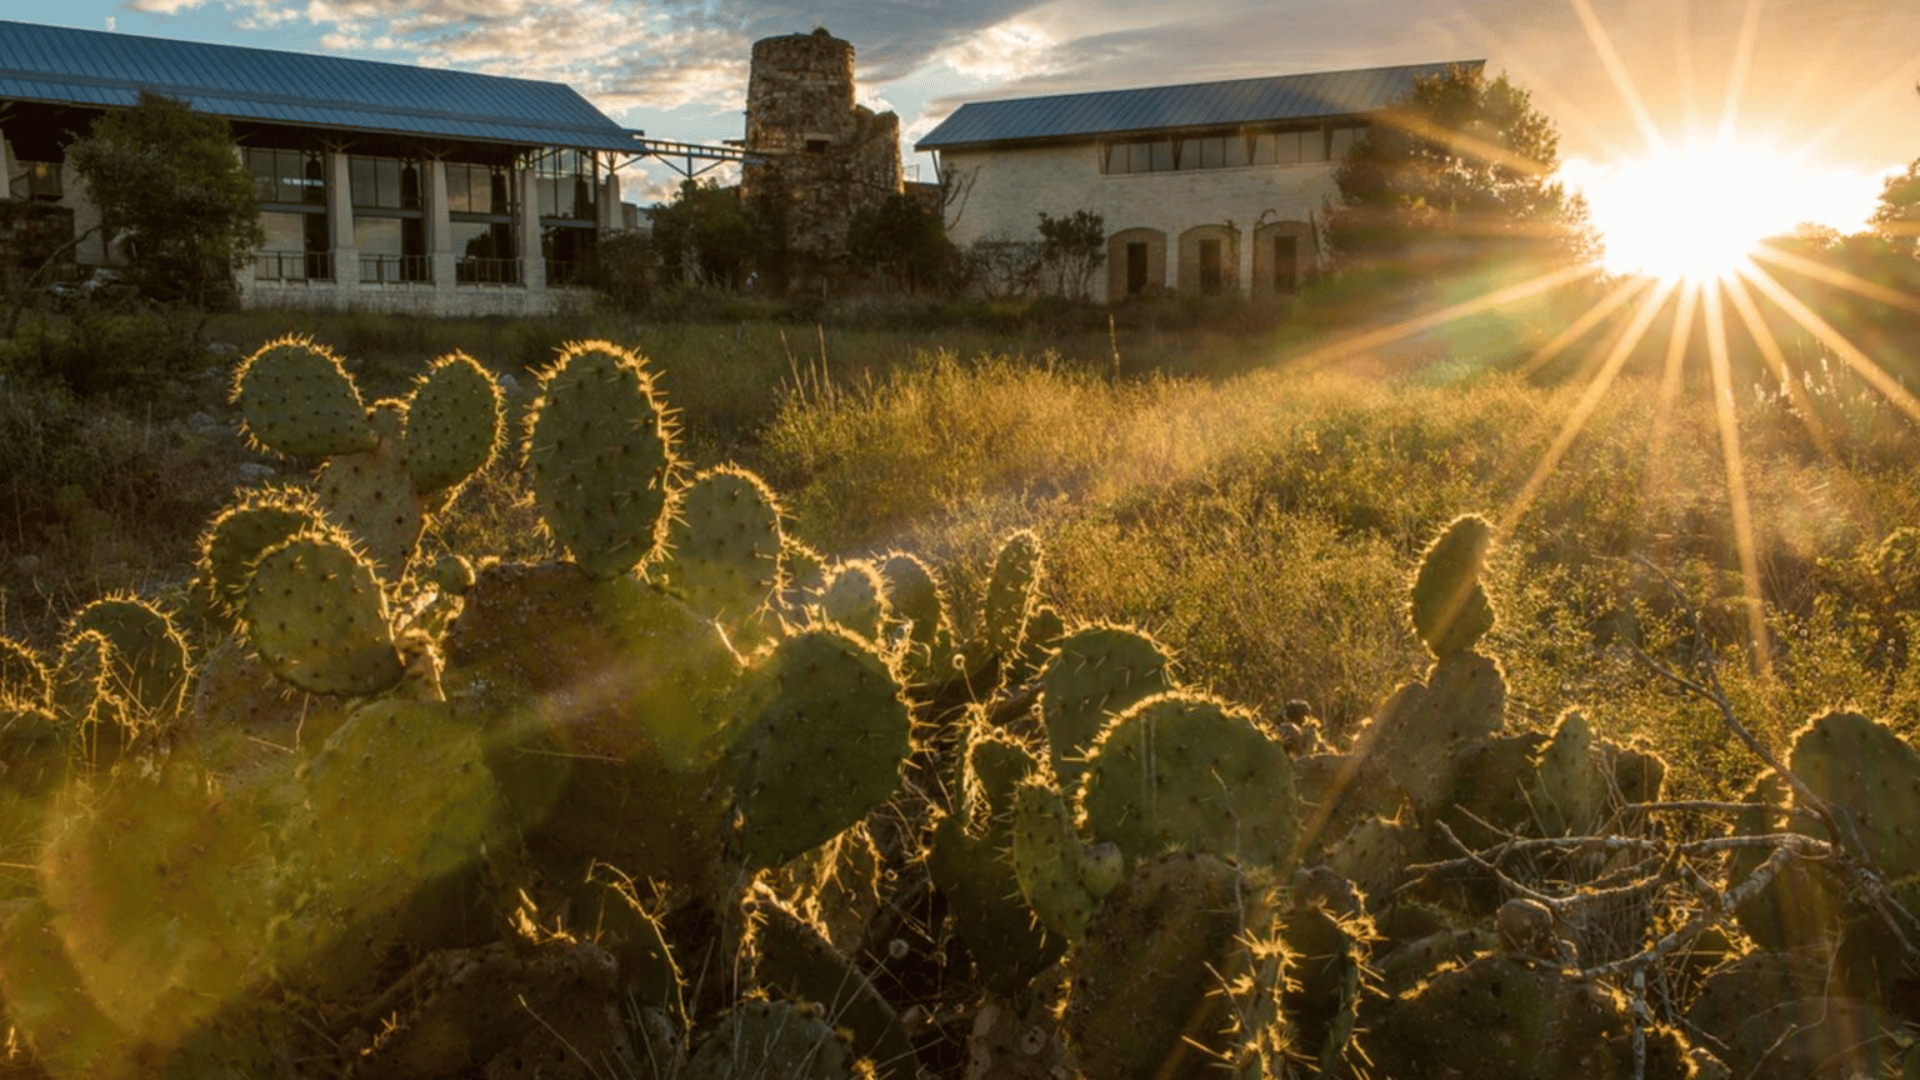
[647,179,771,290]
[1327,67,1594,275]
[66,90,262,307]
[1036,209,1105,299]
[1870,159,1920,255]
[848,193,958,293]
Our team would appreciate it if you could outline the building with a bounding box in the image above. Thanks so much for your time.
[0,19,701,315]
[917,60,1482,303]
[739,28,903,290]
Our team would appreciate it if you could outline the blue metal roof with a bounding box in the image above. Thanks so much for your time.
[0,19,645,152]
[917,60,1484,150]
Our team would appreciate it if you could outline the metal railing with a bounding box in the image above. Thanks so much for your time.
[456,257,522,286]
[255,250,333,282]
[360,254,432,285]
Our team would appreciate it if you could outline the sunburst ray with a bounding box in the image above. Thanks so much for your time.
[1700,283,1772,674]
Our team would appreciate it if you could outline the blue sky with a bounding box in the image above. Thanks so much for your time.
[12,0,1919,223]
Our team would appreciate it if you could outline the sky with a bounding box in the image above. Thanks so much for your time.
[12,0,1920,226]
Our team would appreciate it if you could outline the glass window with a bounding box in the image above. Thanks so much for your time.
[261,211,307,252]
[350,156,423,210]
[1250,133,1275,166]
[534,149,596,221]
[1301,130,1329,163]
[355,217,405,255]
[1330,126,1364,160]
[1149,140,1174,172]
[246,149,325,206]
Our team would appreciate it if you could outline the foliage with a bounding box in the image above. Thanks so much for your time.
[64,91,262,308]
[1870,158,1920,255]
[848,193,959,294]
[1328,66,1595,275]
[585,230,658,311]
[646,179,770,290]
[963,235,1044,299]
[1037,209,1106,299]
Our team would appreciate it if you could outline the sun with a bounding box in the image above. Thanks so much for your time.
[1575,142,1809,283]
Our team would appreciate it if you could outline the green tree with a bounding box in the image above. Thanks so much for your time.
[848,193,958,293]
[1036,209,1105,299]
[65,90,262,307]
[1870,160,1920,255]
[648,179,768,290]
[1328,67,1594,275]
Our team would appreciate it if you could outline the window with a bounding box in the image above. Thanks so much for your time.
[1106,138,1175,174]
[1126,242,1149,296]
[448,159,519,285]
[1177,134,1247,170]
[18,161,62,200]
[245,148,330,281]
[805,139,829,154]
[351,155,427,283]
[1329,125,1365,160]
[532,149,597,222]
[446,163,513,216]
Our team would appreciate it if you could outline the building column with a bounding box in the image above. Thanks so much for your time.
[1236,225,1254,297]
[427,158,454,289]
[599,168,621,231]
[1,135,15,199]
[328,150,358,285]
[518,163,545,298]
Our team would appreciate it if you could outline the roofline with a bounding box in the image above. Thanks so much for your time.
[914,59,1485,151]
[919,111,1378,154]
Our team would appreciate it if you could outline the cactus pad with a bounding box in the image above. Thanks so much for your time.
[1410,513,1495,656]
[659,465,784,630]
[983,529,1041,656]
[1079,692,1299,869]
[67,597,190,722]
[0,638,49,705]
[682,998,857,1080]
[730,628,910,868]
[245,530,404,696]
[403,351,504,497]
[196,486,326,627]
[820,560,889,643]
[1038,624,1175,788]
[1010,778,1102,940]
[525,341,676,578]
[230,336,376,458]
[317,400,424,581]
[1788,710,1920,878]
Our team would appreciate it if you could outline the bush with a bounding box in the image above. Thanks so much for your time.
[0,303,210,396]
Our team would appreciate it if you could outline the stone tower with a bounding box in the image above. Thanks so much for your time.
[741,28,903,286]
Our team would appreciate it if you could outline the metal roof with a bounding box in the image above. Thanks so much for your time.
[0,19,645,152]
[917,60,1484,151]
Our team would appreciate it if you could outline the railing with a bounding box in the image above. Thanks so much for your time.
[255,250,333,282]
[360,254,432,285]
[545,260,591,288]
[456,257,522,286]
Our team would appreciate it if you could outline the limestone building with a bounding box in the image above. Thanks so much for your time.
[740,29,903,287]
[918,60,1482,303]
[0,19,650,315]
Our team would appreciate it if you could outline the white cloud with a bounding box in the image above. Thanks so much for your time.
[938,19,1062,82]
[121,0,208,12]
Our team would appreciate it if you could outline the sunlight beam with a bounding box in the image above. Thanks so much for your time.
[1515,274,1652,380]
[1752,243,1920,317]
[1283,263,1598,374]
[1720,272,1848,471]
[1567,0,1667,155]
[1739,263,1920,425]
[1715,0,1766,145]
[1643,279,1701,493]
[1500,277,1677,535]
[1700,284,1773,675]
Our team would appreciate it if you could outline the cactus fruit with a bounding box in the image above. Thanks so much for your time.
[682,998,861,1080]
[1078,692,1299,869]
[1409,513,1495,657]
[244,530,404,696]
[316,400,424,581]
[403,351,504,499]
[820,560,889,644]
[67,597,190,723]
[1064,852,1269,1080]
[659,466,785,634]
[1788,710,1920,877]
[730,628,911,869]
[525,341,677,578]
[1037,624,1175,789]
[982,530,1041,657]
[230,336,377,458]
[195,486,326,628]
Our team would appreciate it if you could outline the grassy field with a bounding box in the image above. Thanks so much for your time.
[4,297,1918,804]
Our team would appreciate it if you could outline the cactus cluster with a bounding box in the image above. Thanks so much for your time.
[0,333,1915,1080]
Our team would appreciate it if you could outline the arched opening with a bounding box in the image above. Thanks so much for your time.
[1252,220,1316,297]
[1106,227,1167,300]
[1178,224,1239,296]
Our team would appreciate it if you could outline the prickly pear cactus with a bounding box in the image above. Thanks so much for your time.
[1409,513,1495,657]
[525,341,676,578]
[658,465,784,636]
[51,630,133,767]
[67,596,190,722]
[244,529,404,696]
[1788,710,1920,877]
[820,559,889,644]
[1010,778,1106,940]
[402,350,504,500]
[1064,852,1270,1080]
[682,999,859,1080]
[1038,624,1175,789]
[0,637,50,704]
[1528,709,1608,837]
[316,399,423,580]
[230,336,376,458]
[982,529,1041,657]
[1078,692,1299,869]
[0,898,129,1079]
[878,552,950,659]
[729,627,911,869]
[195,487,326,629]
